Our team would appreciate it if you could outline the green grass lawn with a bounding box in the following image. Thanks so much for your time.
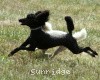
[0,0,100,80]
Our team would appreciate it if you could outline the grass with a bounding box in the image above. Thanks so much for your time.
[0,0,100,80]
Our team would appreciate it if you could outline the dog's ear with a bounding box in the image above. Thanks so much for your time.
[35,11,42,16]
[36,10,49,22]
[27,13,35,19]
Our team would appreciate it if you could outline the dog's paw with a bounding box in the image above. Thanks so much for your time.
[8,50,17,57]
[89,53,96,57]
[8,53,13,57]
[93,51,98,55]
[8,50,16,57]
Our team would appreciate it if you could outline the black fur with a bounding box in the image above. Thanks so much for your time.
[65,16,74,35]
[8,10,98,58]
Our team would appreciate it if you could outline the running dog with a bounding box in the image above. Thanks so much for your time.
[8,10,98,58]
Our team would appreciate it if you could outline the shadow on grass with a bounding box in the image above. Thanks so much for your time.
[26,51,50,60]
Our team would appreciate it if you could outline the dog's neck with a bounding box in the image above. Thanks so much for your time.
[30,26,42,31]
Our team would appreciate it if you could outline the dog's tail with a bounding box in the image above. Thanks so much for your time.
[73,28,87,41]
[65,16,87,40]
[65,16,74,35]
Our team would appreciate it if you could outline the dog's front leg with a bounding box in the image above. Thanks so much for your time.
[20,37,30,47]
[8,47,21,57]
[8,37,30,57]
[8,46,36,57]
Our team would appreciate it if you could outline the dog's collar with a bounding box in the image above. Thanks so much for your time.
[31,27,42,30]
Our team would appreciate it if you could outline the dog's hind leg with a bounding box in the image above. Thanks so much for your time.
[70,46,98,57]
[81,47,98,57]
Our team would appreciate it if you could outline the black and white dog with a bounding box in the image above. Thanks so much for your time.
[8,10,98,58]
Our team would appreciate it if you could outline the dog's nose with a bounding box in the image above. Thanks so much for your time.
[19,19,24,22]
[19,19,22,22]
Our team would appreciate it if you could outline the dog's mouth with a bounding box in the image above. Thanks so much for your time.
[19,22,24,25]
[19,22,25,25]
[19,19,25,25]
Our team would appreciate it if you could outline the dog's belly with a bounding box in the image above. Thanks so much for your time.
[37,45,58,49]
[36,37,66,49]
[37,44,62,49]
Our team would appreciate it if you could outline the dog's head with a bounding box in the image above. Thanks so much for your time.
[19,10,49,29]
